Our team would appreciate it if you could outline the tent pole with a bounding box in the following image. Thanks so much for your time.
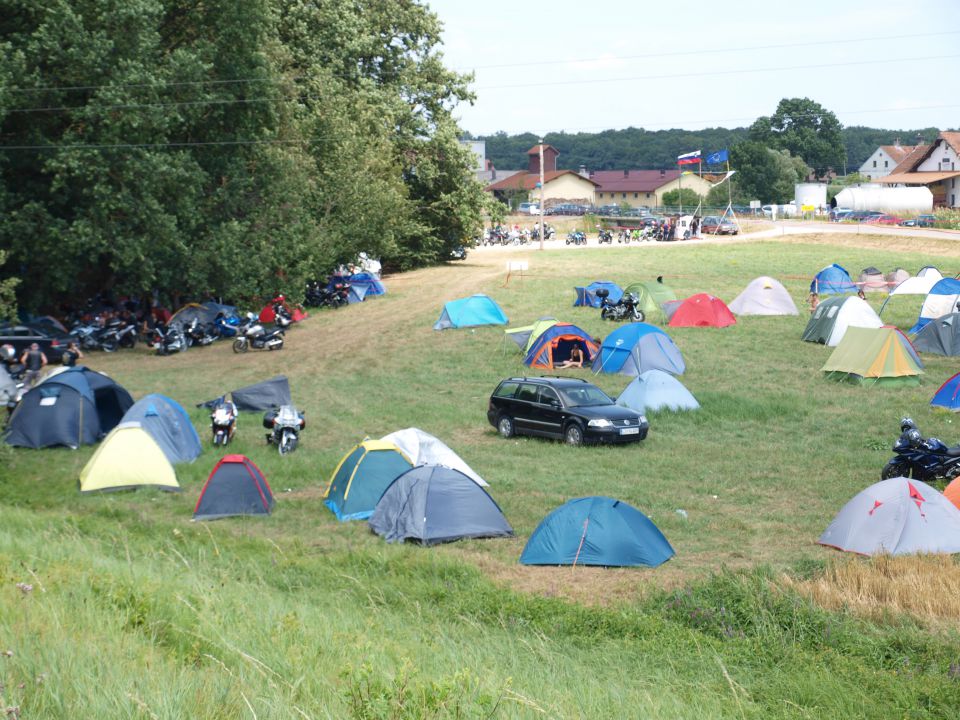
[572,518,589,568]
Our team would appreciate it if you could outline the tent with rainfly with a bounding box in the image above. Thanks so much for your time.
[810,263,857,295]
[908,277,960,334]
[573,281,623,308]
[858,267,887,293]
[369,466,513,545]
[622,282,677,322]
[349,272,386,296]
[120,393,201,464]
[821,326,923,386]
[802,295,883,346]
[885,268,911,289]
[520,496,674,567]
[930,372,960,411]
[433,294,508,330]
[324,440,413,520]
[912,313,960,356]
[818,478,960,555]
[380,427,488,487]
[592,323,685,376]
[667,294,736,328]
[504,318,557,354]
[524,323,598,369]
[617,370,699,413]
[194,455,274,520]
[880,267,944,315]
[728,276,798,316]
[5,366,134,449]
[79,422,180,493]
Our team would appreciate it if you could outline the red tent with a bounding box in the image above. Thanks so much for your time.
[258,297,308,323]
[668,294,736,328]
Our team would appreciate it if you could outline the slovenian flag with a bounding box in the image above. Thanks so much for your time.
[705,149,729,165]
[677,150,701,165]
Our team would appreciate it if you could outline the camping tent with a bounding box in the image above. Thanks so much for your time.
[504,318,557,354]
[885,268,910,289]
[909,278,960,333]
[120,393,201,464]
[573,281,623,308]
[818,478,960,555]
[728,276,798,316]
[524,323,598,369]
[200,375,291,411]
[930,372,960,411]
[369,466,513,545]
[79,422,180,493]
[380,427,488,487]
[345,283,368,304]
[433,295,508,330]
[810,264,857,295]
[617,370,699,413]
[821,326,923,386]
[945,477,960,511]
[170,301,240,327]
[349,272,386,296]
[913,313,960,356]
[801,296,883,346]
[881,268,945,314]
[324,440,413,521]
[592,323,685,376]
[520,496,674,567]
[193,455,274,520]
[622,282,677,322]
[858,267,887,293]
[5,366,133,449]
[0,364,17,406]
[668,294,736,328]
[259,297,307,324]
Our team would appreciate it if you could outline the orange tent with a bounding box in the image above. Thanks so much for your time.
[945,477,960,511]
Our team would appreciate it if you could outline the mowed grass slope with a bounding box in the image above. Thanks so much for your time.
[2,236,960,718]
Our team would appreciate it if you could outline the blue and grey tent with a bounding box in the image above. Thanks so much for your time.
[909,278,960,334]
[573,281,623,308]
[120,394,201,464]
[5,366,133,449]
[194,455,273,521]
[931,372,960,411]
[520,496,674,567]
[324,440,413,520]
[369,465,513,545]
[433,294,508,330]
[617,370,699,413]
[810,264,856,295]
[592,323,685,376]
[349,272,386,296]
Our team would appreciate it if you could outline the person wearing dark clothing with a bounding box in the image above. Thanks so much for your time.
[20,343,48,386]
[61,342,83,367]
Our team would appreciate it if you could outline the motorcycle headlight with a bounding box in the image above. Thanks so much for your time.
[587,418,613,428]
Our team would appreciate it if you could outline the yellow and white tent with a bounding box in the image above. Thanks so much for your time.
[79,422,180,493]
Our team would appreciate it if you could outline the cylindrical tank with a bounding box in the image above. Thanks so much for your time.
[834,186,933,212]
[794,183,827,210]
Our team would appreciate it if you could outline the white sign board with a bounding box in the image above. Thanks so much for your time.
[506,261,529,272]
[749,200,761,209]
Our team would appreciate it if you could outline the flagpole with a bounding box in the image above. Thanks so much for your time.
[678,161,682,215]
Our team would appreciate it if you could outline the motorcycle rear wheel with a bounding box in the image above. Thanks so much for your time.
[101,339,119,353]
[881,460,910,480]
[119,334,136,349]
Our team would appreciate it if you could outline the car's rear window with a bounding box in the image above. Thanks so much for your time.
[494,382,519,399]
[560,386,613,407]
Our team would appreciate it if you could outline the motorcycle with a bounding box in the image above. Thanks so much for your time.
[152,323,189,356]
[597,229,613,244]
[531,225,555,242]
[70,322,106,352]
[210,399,237,446]
[232,314,284,353]
[214,313,242,337]
[565,230,587,246]
[881,418,960,482]
[263,404,305,455]
[306,280,350,309]
[115,320,138,348]
[597,290,645,322]
[616,229,632,244]
[272,301,294,330]
[182,317,217,347]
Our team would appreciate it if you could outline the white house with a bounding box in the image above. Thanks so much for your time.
[858,143,918,181]
[879,132,960,208]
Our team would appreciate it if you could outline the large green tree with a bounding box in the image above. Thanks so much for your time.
[714,142,810,204]
[749,97,844,177]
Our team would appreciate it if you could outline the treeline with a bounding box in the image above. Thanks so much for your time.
[0,0,488,314]
[479,125,941,172]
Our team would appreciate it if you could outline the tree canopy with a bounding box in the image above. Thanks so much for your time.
[748,97,844,177]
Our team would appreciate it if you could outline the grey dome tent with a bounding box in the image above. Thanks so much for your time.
[120,394,202,463]
[728,276,798,316]
[369,465,513,545]
[617,370,699,413]
[199,375,291,411]
[818,478,960,556]
[912,313,960,356]
[193,455,274,521]
[858,267,887,293]
[5,366,133,449]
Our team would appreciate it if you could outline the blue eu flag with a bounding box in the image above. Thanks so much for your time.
[705,149,729,165]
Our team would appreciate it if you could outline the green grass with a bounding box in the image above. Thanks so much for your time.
[3,238,960,718]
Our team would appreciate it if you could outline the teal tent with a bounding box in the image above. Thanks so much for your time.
[324,440,413,520]
[433,295,508,330]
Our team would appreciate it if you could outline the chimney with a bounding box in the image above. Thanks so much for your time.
[623,169,629,178]
[660,169,665,177]
[589,170,595,178]
[893,137,900,148]
[579,164,588,178]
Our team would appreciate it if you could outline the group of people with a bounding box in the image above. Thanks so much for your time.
[1,340,85,389]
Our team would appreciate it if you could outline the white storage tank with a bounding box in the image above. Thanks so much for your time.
[795,183,827,211]
[834,186,933,213]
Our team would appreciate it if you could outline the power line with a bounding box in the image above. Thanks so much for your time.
[0,138,306,151]
[4,97,274,114]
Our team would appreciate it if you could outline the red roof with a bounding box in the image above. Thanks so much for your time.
[589,170,682,192]
[878,145,919,163]
[526,144,558,155]
[485,170,598,192]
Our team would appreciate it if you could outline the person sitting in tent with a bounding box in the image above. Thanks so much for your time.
[556,345,585,369]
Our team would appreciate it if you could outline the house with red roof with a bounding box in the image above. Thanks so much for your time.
[878,131,960,207]
[857,142,920,181]
[589,169,714,209]
[485,144,598,207]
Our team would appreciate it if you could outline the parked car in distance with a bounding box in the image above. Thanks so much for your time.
[517,202,540,215]
[487,376,649,446]
[864,214,905,225]
[829,208,852,222]
[448,245,468,261]
[900,214,936,227]
[596,204,621,216]
[700,215,739,235]
[0,323,70,362]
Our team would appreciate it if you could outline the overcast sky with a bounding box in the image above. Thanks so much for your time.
[425,0,960,137]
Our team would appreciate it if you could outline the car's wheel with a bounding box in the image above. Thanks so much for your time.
[564,423,584,446]
[881,460,909,480]
[497,415,515,439]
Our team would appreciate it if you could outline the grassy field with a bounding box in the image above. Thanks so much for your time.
[3,234,960,718]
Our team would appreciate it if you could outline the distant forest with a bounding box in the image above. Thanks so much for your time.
[476,126,942,173]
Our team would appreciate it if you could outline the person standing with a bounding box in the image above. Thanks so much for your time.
[61,341,84,367]
[20,343,48,386]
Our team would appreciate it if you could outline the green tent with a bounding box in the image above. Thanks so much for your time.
[821,326,924,387]
[504,318,558,354]
[623,282,677,322]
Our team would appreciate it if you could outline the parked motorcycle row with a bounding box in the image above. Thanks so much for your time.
[208,397,305,456]
[304,278,351,309]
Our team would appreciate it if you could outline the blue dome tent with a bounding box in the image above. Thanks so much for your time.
[524,323,598,369]
[433,294,508,330]
[120,394,202,464]
[348,272,386,296]
[931,372,960,411]
[909,278,960,334]
[810,264,856,295]
[573,281,623,308]
[592,323,685,376]
[520,496,674,567]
